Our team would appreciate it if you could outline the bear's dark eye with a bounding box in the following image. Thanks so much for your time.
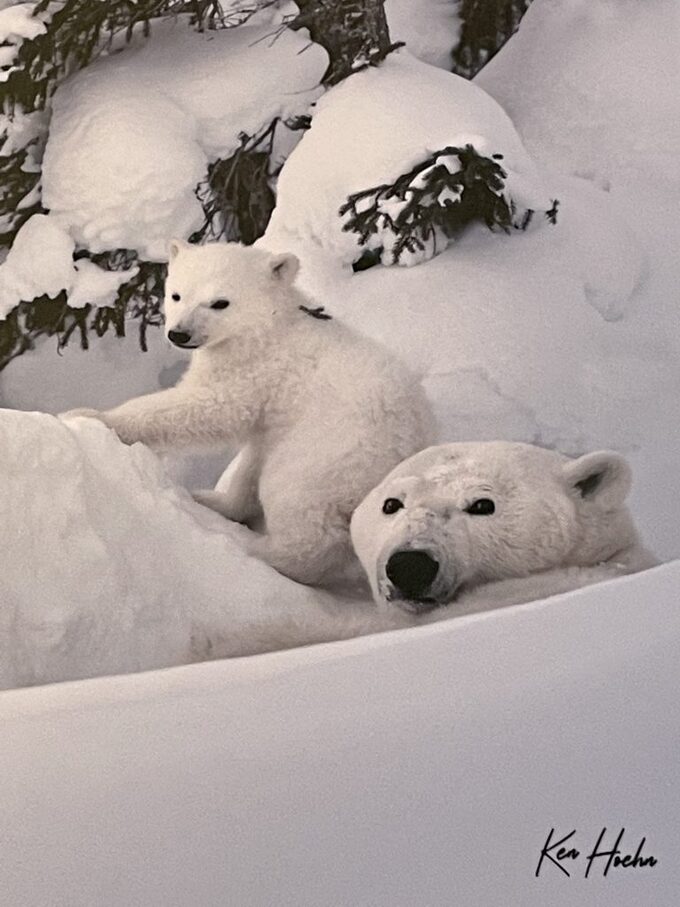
[465,498,495,516]
[210,298,230,310]
[171,292,181,302]
[382,497,404,515]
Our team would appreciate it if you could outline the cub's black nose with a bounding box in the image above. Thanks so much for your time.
[168,329,193,348]
[385,549,439,600]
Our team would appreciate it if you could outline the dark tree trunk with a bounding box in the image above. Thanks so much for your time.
[293,0,394,87]
[453,0,532,79]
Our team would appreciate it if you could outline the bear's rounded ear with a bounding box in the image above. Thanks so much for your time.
[269,252,300,285]
[168,238,190,261]
[563,450,632,508]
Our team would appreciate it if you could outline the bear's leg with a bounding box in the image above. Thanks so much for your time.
[193,445,262,525]
[248,504,352,586]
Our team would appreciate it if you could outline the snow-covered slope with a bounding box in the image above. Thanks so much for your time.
[476,0,680,185]
[1,559,678,906]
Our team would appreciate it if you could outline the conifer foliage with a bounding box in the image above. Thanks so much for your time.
[341,145,557,268]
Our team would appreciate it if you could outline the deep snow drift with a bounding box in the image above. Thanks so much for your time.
[1,557,678,906]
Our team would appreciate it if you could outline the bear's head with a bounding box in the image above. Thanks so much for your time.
[163,240,300,349]
[350,441,640,613]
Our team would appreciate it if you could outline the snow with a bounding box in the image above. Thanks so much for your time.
[0,2,43,40]
[0,558,678,905]
[40,17,327,261]
[0,214,74,312]
[265,51,552,265]
[384,0,461,69]
[0,408,359,689]
[476,0,680,185]
[0,214,138,316]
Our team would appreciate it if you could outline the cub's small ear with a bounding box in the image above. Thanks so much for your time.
[563,450,632,508]
[168,238,190,261]
[269,252,300,284]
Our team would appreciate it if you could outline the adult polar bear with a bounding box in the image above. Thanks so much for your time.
[350,441,657,615]
[63,241,434,585]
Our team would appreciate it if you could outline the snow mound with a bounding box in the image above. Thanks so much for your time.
[265,50,552,265]
[0,214,138,317]
[0,409,340,689]
[476,0,680,185]
[41,18,327,261]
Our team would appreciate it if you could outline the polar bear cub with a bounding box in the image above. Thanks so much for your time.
[351,441,657,612]
[63,241,434,585]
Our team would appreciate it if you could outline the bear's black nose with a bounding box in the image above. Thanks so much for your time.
[168,329,194,348]
[385,549,439,600]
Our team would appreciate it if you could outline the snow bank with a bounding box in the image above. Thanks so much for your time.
[41,18,327,261]
[0,409,344,689]
[266,50,552,265]
[0,557,678,905]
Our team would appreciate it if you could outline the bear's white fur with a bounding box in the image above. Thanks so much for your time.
[193,441,658,660]
[62,241,434,585]
[350,441,657,613]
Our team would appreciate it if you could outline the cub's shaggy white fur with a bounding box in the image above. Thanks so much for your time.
[63,241,434,584]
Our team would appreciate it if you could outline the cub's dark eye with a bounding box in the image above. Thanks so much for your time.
[210,298,230,310]
[465,498,495,516]
[171,292,181,302]
[382,497,404,515]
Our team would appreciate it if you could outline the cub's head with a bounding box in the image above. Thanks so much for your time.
[350,441,637,613]
[163,240,300,349]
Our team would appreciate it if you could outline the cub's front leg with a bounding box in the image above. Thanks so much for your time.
[62,386,229,448]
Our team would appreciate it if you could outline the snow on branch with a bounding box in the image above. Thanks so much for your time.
[340,144,559,268]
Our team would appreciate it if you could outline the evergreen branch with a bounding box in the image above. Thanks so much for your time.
[340,144,557,267]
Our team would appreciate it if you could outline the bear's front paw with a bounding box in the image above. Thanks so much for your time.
[59,407,104,421]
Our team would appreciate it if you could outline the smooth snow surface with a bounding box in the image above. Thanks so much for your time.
[476,0,680,184]
[385,0,461,69]
[41,18,326,260]
[0,559,678,905]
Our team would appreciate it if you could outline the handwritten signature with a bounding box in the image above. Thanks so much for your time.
[536,827,658,879]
